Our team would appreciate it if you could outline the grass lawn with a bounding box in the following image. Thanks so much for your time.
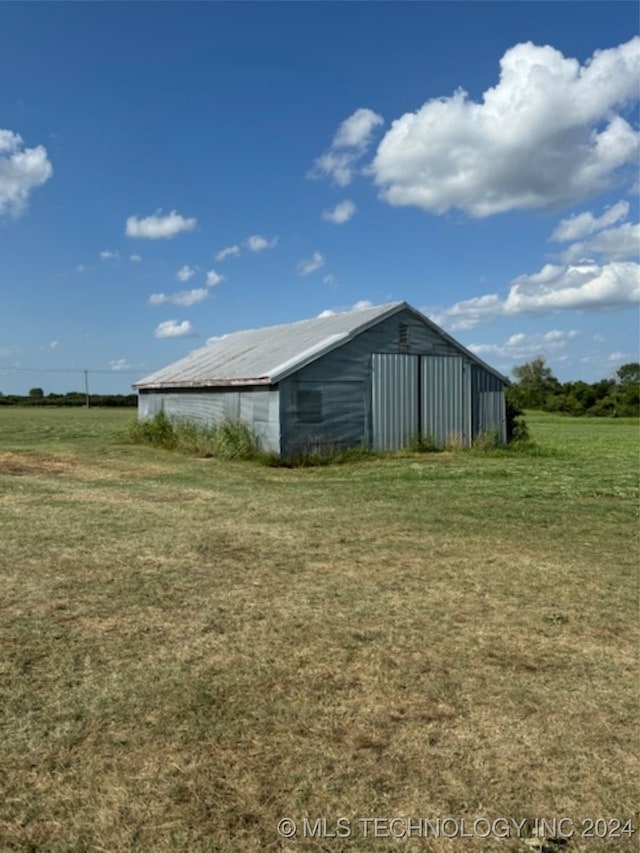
[0,408,638,852]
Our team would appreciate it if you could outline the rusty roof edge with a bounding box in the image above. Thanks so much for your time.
[133,377,272,390]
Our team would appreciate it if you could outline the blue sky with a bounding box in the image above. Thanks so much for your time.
[1,1,638,395]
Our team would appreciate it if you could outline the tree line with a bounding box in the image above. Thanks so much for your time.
[507,359,639,417]
[0,388,137,407]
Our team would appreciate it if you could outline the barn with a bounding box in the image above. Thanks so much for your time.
[133,301,508,456]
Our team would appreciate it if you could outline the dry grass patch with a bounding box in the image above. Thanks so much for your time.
[0,409,637,851]
[0,450,75,477]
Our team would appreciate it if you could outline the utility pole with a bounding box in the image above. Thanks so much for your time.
[84,369,90,408]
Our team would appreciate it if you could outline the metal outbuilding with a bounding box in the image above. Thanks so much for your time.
[133,302,508,456]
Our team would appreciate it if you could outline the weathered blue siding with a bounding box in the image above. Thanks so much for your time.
[138,388,280,453]
[279,309,505,454]
[471,365,507,441]
[138,306,507,456]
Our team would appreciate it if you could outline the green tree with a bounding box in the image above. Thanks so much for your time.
[510,357,560,409]
[616,363,640,390]
[28,387,44,399]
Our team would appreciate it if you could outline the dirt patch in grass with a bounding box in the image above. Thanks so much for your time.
[0,450,75,476]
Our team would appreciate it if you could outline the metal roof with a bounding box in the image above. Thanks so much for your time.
[134,301,508,389]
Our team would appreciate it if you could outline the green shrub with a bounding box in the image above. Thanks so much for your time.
[472,429,499,451]
[128,410,177,448]
[128,414,258,459]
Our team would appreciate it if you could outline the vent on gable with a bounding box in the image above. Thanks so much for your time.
[398,323,410,347]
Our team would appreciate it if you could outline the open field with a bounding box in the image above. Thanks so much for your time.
[0,408,638,852]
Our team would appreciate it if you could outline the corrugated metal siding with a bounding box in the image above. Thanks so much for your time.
[471,364,506,440]
[137,389,280,453]
[286,310,477,455]
[279,379,366,456]
[421,356,468,447]
[371,354,418,451]
[478,391,507,442]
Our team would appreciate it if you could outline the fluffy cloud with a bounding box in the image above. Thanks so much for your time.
[110,358,132,371]
[547,199,639,264]
[322,199,356,224]
[154,320,193,338]
[432,293,504,330]
[469,329,579,360]
[216,245,240,261]
[247,234,278,252]
[504,262,639,313]
[205,270,224,287]
[435,262,639,330]
[559,222,640,263]
[317,299,374,318]
[551,200,630,242]
[49,340,59,349]
[371,38,640,216]
[297,251,325,276]
[130,254,142,263]
[0,129,53,218]
[126,210,196,239]
[148,288,209,307]
[100,250,119,261]
[310,108,384,186]
[177,264,195,282]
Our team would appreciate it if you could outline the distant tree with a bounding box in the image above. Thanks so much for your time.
[28,387,44,399]
[613,363,640,417]
[510,357,560,409]
[616,363,640,390]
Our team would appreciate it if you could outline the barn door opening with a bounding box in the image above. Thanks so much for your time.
[371,354,418,451]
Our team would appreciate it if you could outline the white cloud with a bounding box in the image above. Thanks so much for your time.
[594,333,607,343]
[100,250,119,261]
[205,270,224,287]
[435,261,640,330]
[177,264,196,282]
[334,109,385,149]
[76,264,86,273]
[317,300,374,318]
[504,261,639,313]
[246,234,278,252]
[607,350,638,363]
[216,245,240,261]
[130,254,142,263]
[323,273,339,288]
[297,251,325,276]
[469,329,579,361]
[371,37,640,216]
[0,129,53,218]
[310,107,384,186]
[154,320,193,339]
[110,358,132,371]
[148,288,209,307]
[322,199,356,224]
[432,293,504,330]
[559,222,640,264]
[49,340,59,349]
[551,200,630,242]
[126,209,197,239]
[172,288,209,306]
